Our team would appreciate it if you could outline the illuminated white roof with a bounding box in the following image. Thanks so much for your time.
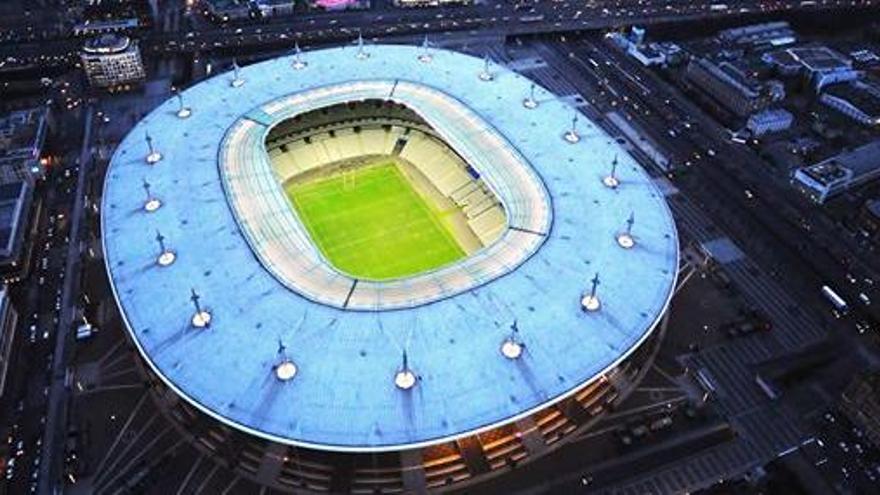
[102,44,678,452]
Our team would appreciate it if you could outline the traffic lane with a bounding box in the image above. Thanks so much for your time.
[2,0,877,67]
[4,243,66,493]
[566,36,879,324]
[587,33,880,280]
[552,38,872,337]
[3,147,77,493]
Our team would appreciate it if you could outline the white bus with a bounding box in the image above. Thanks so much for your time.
[821,285,848,314]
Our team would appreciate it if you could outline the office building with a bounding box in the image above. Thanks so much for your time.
[0,106,52,184]
[793,140,880,203]
[80,34,146,89]
[747,109,794,136]
[685,57,784,117]
[821,80,880,126]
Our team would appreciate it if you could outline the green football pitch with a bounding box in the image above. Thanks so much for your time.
[285,162,466,280]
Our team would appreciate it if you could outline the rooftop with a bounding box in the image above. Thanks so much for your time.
[102,44,678,452]
[0,107,49,164]
[0,181,32,261]
[824,81,880,119]
[718,21,796,46]
[83,33,132,54]
[802,139,880,186]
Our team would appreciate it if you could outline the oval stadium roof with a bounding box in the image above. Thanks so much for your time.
[101,44,679,452]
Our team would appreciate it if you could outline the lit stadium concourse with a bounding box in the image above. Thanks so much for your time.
[101,42,680,493]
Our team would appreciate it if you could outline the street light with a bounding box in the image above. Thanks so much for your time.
[500,320,524,359]
[616,212,636,249]
[417,35,432,63]
[274,339,297,382]
[394,350,416,390]
[145,132,162,164]
[190,288,212,328]
[155,230,175,266]
[355,33,369,60]
[175,91,191,119]
[564,113,580,143]
[478,53,494,81]
[291,41,307,70]
[603,155,620,189]
[581,272,601,312]
[142,178,161,212]
[230,58,244,88]
[523,83,538,109]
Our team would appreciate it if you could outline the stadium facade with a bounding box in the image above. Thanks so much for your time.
[102,44,679,493]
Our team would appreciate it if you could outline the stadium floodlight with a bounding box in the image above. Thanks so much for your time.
[564,113,580,143]
[155,230,176,267]
[145,132,162,164]
[275,360,297,381]
[580,272,601,312]
[418,35,432,63]
[523,83,538,109]
[603,155,620,189]
[616,212,636,249]
[175,91,191,119]
[478,53,494,81]
[274,339,297,381]
[355,33,370,60]
[500,320,524,360]
[142,178,161,212]
[230,58,245,88]
[292,41,307,70]
[190,288,212,328]
[394,350,417,390]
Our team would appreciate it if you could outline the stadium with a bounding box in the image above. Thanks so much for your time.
[101,43,679,493]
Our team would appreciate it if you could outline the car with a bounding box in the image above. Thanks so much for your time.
[859,293,871,305]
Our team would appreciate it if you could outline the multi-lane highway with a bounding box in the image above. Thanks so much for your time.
[0,122,81,495]
[502,35,874,493]
[541,34,879,330]
[0,0,877,71]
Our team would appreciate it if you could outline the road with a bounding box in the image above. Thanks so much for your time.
[1,0,878,71]
[500,37,866,494]
[546,34,879,330]
[0,123,82,493]
[35,106,94,495]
